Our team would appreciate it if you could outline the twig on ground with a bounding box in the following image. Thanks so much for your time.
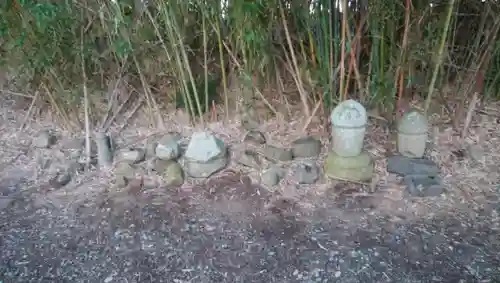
[326,175,370,186]
[2,90,35,98]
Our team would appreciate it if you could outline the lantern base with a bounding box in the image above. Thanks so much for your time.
[324,150,374,182]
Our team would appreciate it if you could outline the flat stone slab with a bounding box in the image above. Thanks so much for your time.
[387,155,440,176]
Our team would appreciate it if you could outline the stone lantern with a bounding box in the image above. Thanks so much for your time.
[324,99,374,182]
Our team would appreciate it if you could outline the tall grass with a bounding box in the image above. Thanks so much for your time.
[1,0,500,131]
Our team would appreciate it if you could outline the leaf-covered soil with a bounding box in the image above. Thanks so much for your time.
[1,170,499,283]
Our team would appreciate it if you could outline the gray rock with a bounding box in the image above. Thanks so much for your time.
[156,142,180,160]
[161,161,184,187]
[155,133,182,160]
[184,132,226,162]
[404,174,445,197]
[69,149,82,161]
[237,150,261,168]
[182,132,228,178]
[65,138,84,150]
[243,131,266,144]
[153,158,169,172]
[115,162,136,187]
[293,162,319,184]
[262,145,293,162]
[387,155,440,176]
[261,167,285,186]
[67,160,84,174]
[34,130,56,148]
[54,172,72,187]
[119,148,146,164]
[184,156,228,178]
[291,136,321,158]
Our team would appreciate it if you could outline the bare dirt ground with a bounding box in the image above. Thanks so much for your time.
[1,97,500,283]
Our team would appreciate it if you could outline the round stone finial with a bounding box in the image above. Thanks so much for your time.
[330,99,367,128]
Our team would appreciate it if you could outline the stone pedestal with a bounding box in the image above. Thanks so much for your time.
[324,151,374,182]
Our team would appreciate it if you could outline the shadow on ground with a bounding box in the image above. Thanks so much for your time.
[1,172,499,283]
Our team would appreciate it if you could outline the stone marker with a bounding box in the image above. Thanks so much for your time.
[387,155,439,176]
[291,136,321,158]
[325,100,373,182]
[183,132,228,178]
[330,99,367,157]
[397,109,428,158]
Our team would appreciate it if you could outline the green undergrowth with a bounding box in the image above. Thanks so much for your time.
[0,0,499,129]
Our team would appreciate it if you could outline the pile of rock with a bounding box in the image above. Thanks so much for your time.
[387,155,444,197]
[239,133,323,187]
[28,98,446,199]
[116,131,229,187]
